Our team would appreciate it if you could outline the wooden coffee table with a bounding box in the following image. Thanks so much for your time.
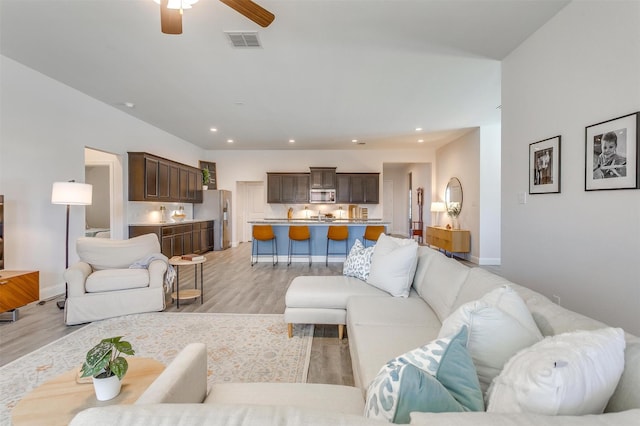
[12,357,164,426]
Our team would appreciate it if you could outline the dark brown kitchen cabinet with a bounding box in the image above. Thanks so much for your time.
[129,221,213,258]
[335,173,379,204]
[310,167,336,189]
[267,173,310,203]
[128,152,202,203]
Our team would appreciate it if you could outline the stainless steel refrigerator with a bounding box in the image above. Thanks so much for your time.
[194,190,232,250]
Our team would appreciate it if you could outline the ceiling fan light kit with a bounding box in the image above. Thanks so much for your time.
[156,0,274,35]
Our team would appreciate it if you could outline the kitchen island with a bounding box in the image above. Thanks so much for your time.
[248,219,389,264]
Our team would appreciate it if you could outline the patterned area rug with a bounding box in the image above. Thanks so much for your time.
[0,313,313,424]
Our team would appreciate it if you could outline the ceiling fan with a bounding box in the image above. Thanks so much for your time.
[156,0,275,35]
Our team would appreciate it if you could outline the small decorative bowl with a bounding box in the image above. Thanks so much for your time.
[172,214,186,222]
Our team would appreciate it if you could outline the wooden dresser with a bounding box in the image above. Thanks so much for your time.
[0,270,39,321]
[425,227,470,254]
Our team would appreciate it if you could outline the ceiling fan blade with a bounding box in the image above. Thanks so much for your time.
[219,0,275,28]
[160,0,183,35]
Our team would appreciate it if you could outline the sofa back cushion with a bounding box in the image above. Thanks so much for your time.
[413,254,470,321]
[77,233,161,270]
[366,234,418,298]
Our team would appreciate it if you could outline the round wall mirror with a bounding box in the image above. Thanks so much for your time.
[444,177,463,213]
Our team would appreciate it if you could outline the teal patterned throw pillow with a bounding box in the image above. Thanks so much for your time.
[364,326,484,424]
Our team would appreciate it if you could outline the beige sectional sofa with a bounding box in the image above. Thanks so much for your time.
[70,246,640,425]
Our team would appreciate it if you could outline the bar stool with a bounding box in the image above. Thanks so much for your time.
[288,225,311,266]
[251,225,277,266]
[363,225,385,247]
[326,225,349,266]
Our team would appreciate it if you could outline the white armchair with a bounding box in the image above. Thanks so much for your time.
[64,233,168,325]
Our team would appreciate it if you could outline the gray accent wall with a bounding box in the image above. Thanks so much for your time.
[501,1,640,335]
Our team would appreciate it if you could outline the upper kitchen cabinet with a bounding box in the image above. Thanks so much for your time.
[309,167,337,189]
[128,152,202,203]
[267,173,310,204]
[336,173,380,204]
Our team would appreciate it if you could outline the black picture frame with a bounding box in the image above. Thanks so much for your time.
[529,136,561,194]
[199,161,217,190]
[585,112,639,191]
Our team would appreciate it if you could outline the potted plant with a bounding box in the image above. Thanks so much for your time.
[202,168,210,190]
[80,336,135,401]
[446,203,461,229]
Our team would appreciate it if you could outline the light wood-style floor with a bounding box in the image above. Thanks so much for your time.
[0,243,353,386]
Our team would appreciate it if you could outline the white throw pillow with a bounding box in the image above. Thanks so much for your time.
[487,327,626,416]
[438,285,543,393]
[366,234,418,297]
[342,239,375,281]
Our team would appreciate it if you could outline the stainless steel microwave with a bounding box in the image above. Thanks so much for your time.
[309,189,336,203]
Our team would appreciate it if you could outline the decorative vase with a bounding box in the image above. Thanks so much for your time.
[452,217,460,230]
[92,375,122,401]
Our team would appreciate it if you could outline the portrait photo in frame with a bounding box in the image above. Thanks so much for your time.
[585,112,639,191]
[529,136,561,194]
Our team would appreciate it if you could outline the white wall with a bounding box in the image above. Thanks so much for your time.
[0,56,206,299]
[85,166,110,228]
[436,129,480,261]
[479,124,501,265]
[502,1,640,334]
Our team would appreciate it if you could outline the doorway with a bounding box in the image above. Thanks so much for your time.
[237,181,265,243]
[84,147,124,239]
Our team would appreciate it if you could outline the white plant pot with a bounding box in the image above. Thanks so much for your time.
[92,375,122,401]
[202,185,208,190]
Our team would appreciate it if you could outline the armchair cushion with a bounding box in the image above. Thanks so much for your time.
[85,269,150,293]
[77,233,161,270]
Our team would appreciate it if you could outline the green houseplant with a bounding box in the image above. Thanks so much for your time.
[80,336,135,401]
[202,168,211,189]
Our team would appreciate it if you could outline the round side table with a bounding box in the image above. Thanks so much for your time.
[169,256,206,308]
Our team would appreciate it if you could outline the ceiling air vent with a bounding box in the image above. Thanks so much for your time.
[225,31,261,48]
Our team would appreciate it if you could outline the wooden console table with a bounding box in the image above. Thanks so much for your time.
[0,270,39,322]
[425,227,470,255]
[12,357,164,426]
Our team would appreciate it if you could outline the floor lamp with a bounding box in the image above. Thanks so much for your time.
[51,181,93,309]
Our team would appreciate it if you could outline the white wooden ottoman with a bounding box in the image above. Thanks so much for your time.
[284,275,388,339]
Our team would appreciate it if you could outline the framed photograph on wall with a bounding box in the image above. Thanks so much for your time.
[199,161,217,190]
[529,136,561,194]
[585,112,639,191]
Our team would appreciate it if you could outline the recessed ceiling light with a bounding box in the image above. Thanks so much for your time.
[351,139,358,143]
[124,102,135,108]
[418,139,424,143]
[227,139,234,143]
[415,127,422,131]
[210,128,218,132]
[289,139,295,143]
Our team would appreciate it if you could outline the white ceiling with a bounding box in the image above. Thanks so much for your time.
[0,0,569,150]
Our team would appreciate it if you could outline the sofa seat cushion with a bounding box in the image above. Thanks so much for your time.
[285,276,388,310]
[85,269,149,293]
[346,295,438,328]
[205,383,365,416]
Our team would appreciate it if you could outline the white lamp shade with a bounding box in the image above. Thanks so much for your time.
[430,201,446,213]
[51,182,93,205]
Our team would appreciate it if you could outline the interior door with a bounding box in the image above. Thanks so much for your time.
[239,181,265,242]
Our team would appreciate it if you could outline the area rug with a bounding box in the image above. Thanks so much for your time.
[0,312,313,424]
